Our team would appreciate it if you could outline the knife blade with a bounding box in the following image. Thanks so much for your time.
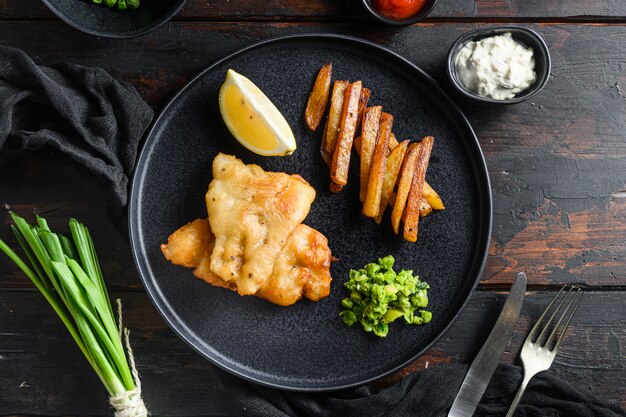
[448,272,527,417]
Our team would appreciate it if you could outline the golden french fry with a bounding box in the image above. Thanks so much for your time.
[389,135,443,211]
[323,118,343,191]
[330,81,362,187]
[419,198,432,217]
[356,88,371,133]
[363,112,393,218]
[391,142,420,234]
[359,106,382,201]
[304,63,332,131]
[354,135,361,155]
[403,136,434,242]
[389,132,399,150]
[423,181,445,210]
[320,117,332,167]
[388,192,431,217]
[324,80,349,155]
[330,180,343,193]
[375,139,409,224]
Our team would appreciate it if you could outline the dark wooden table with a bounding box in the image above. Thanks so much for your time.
[1,1,625,415]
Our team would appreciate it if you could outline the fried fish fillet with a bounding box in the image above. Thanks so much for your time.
[160,218,237,291]
[161,218,332,306]
[205,153,316,295]
[257,223,332,305]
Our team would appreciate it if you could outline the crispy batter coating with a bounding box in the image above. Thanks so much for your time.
[161,153,332,306]
[205,153,316,296]
[161,219,331,305]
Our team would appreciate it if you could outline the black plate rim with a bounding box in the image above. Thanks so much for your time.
[41,0,187,39]
[129,33,493,392]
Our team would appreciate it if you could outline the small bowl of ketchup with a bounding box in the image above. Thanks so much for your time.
[361,0,438,26]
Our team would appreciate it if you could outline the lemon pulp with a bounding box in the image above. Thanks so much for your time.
[219,69,296,156]
[220,83,280,151]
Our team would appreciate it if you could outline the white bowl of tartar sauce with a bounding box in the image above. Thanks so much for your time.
[447,27,551,104]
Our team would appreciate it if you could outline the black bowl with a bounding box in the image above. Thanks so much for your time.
[360,0,438,26]
[446,27,551,105]
[41,0,187,39]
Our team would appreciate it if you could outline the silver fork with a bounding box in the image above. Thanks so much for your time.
[505,286,584,417]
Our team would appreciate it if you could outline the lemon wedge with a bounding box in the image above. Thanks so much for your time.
[219,69,296,156]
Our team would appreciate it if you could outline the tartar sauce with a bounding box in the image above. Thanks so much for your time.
[455,33,536,100]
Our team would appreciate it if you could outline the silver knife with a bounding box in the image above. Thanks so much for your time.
[448,272,527,417]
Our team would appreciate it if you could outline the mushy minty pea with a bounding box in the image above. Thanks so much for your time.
[339,255,432,337]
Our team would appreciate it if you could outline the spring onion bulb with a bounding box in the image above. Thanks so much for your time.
[0,213,148,417]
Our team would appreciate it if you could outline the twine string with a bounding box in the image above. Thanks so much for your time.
[109,299,148,417]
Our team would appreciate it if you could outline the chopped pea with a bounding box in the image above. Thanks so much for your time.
[339,255,432,337]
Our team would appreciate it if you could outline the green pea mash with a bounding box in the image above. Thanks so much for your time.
[339,255,432,337]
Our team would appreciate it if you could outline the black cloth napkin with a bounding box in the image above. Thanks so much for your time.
[230,364,625,417]
[0,46,153,207]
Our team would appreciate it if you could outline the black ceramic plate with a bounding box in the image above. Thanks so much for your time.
[130,34,492,391]
[42,0,186,38]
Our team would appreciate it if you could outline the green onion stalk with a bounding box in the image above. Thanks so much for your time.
[0,213,148,417]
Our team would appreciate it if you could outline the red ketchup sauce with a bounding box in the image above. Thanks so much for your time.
[371,0,427,20]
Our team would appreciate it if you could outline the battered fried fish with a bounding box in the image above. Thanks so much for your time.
[161,218,332,306]
[205,153,316,295]
[257,223,332,305]
[160,218,237,291]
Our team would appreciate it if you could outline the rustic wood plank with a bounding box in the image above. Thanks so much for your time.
[1,22,626,289]
[2,0,626,20]
[0,290,623,414]
[0,153,139,289]
[178,0,626,20]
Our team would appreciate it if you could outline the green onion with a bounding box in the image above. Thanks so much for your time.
[0,213,147,417]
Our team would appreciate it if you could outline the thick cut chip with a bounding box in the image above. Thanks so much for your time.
[389,132,399,150]
[363,112,393,217]
[206,153,316,295]
[330,181,343,193]
[423,181,445,210]
[355,88,371,133]
[375,139,409,224]
[320,117,332,166]
[324,80,349,156]
[330,81,362,186]
[403,136,434,242]
[420,198,433,217]
[322,118,344,192]
[354,134,362,155]
[391,143,421,234]
[389,192,432,218]
[305,63,332,131]
[359,106,382,202]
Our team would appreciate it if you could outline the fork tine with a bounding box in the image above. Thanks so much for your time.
[536,286,573,346]
[552,290,584,352]
[545,288,580,349]
[527,285,566,343]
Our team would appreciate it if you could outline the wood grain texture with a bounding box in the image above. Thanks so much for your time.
[1,22,626,289]
[2,0,626,20]
[0,290,623,415]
